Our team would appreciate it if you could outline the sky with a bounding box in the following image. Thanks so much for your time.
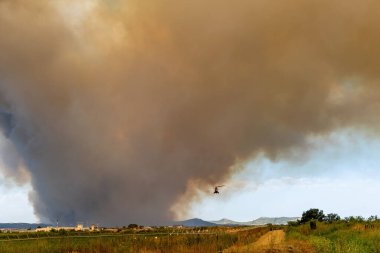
[1,0,380,226]
[0,175,35,223]
[189,129,380,221]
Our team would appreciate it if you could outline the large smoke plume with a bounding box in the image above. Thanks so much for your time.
[1,0,380,225]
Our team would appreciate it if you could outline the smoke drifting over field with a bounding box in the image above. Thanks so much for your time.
[1,0,380,225]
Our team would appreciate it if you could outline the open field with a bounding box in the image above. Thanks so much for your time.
[2,221,380,252]
[226,220,380,253]
[285,221,380,253]
[0,226,270,253]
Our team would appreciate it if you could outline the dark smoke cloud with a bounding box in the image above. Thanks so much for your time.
[0,0,380,225]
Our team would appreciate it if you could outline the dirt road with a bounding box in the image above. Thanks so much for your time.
[254,230,285,247]
[223,228,316,253]
[223,230,286,253]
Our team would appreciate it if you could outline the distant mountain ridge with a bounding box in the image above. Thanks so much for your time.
[211,217,299,225]
[210,218,238,225]
[0,223,51,229]
[175,217,299,227]
[249,217,299,225]
[173,218,216,227]
[1,217,299,229]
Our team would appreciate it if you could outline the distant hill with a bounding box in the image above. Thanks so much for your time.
[210,217,299,226]
[174,217,299,227]
[249,217,299,225]
[0,223,51,229]
[210,218,251,226]
[210,218,240,225]
[172,218,217,227]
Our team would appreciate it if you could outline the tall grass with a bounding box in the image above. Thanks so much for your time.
[286,221,380,253]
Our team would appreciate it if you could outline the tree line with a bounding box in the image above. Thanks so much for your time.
[288,208,379,226]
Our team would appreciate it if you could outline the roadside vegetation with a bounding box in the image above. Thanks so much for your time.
[286,209,380,253]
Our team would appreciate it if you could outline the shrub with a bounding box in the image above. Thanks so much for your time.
[128,224,139,229]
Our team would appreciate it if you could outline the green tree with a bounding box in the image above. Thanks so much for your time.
[345,216,365,223]
[368,215,378,222]
[301,208,325,223]
[325,213,341,223]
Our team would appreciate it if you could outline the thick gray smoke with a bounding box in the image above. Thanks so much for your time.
[1,0,380,225]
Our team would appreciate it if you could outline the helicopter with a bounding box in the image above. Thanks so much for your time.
[213,185,224,194]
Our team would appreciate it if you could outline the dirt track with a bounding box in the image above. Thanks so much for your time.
[254,230,285,247]
[223,230,286,253]
[223,229,315,253]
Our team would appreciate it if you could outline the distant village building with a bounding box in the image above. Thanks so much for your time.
[35,226,54,232]
[34,223,96,232]
[75,223,83,231]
